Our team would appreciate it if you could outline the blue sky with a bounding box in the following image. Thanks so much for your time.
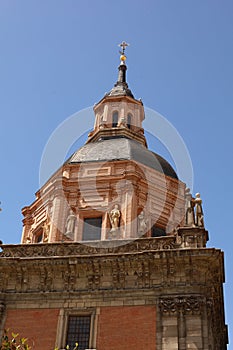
[0,0,233,345]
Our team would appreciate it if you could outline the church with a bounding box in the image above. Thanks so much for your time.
[0,43,228,350]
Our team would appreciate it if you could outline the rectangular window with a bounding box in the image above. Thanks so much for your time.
[83,217,102,241]
[66,315,91,350]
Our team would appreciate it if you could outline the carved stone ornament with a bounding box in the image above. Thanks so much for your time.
[0,236,184,258]
[159,295,205,315]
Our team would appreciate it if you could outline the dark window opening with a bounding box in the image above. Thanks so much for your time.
[35,231,43,243]
[151,226,166,237]
[127,114,132,129]
[66,315,91,350]
[83,217,102,241]
[112,112,118,127]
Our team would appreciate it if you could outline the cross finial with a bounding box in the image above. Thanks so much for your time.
[118,41,129,64]
[118,41,129,54]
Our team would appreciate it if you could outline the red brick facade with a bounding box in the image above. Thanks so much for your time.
[4,309,59,350]
[4,306,156,350]
[97,306,156,350]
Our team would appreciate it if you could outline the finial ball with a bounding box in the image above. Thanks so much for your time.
[120,55,126,62]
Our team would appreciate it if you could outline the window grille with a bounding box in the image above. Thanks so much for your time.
[66,315,91,350]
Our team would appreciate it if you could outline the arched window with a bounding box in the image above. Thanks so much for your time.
[127,114,132,129]
[34,228,43,243]
[112,112,118,127]
[151,225,166,237]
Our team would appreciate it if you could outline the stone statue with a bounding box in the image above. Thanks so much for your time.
[194,193,204,227]
[42,221,50,242]
[185,188,195,227]
[109,204,121,231]
[26,236,31,244]
[138,211,148,235]
[119,116,126,127]
[65,210,76,235]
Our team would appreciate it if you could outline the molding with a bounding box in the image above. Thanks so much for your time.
[0,230,209,259]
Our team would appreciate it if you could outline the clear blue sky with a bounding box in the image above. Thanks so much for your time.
[0,0,233,346]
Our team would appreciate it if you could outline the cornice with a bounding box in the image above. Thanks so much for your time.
[0,231,211,259]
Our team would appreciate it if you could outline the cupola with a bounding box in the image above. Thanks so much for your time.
[86,41,147,147]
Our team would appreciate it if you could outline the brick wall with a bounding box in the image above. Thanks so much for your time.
[4,308,59,350]
[97,305,156,350]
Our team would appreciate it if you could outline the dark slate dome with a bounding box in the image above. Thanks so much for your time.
[69,138,177,179]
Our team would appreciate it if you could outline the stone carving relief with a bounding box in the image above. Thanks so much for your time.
[110,259,127,289]
[39,265,53,292]
[63,265,77,292]
[15,266,28,292]
[0,236,183,259]
[87,261,101,290]
[159,295,205,315]
[134,258,150,288]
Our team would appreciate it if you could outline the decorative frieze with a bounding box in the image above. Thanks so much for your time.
[0,237,177,258]
[0,228,209,259]
[0,248,223,295]
[159,295,206,315]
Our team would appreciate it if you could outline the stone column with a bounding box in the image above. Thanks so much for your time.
[177,309,186,350]
[201,302,209,350]
[156,303,162,350]
[0,302,5,322]
[49,181,64,242]
[0,302,6,335]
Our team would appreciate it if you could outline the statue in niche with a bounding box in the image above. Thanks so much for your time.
[138,211,148,235]
[194,193,204,227]
[65,209,76,236]
[26,236,31,244]
[27,222,36,243]
[42,211,52,242]
[109,204,121,231]
[42,221,50,242]
[185,188,195,227]
[99,116,105,128]
[119,116,126,127]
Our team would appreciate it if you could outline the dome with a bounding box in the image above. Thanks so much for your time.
[68,137,177,179]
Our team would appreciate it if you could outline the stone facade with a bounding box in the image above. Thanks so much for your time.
[0,229,227,349]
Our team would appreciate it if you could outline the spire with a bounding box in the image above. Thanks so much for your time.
[117,41,128,84]
[107,41,134,98]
